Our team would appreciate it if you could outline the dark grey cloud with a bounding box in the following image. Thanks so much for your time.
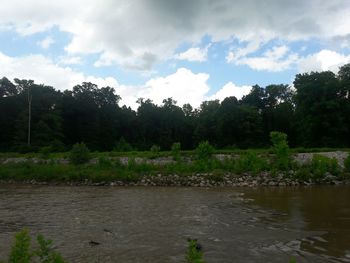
[0,0,349,70]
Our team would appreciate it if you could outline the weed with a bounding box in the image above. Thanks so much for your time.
[270,131,290,170]
[196,141,214,161]
[69,143,90,165]
[186,239,205,263]
[171,142,181,161]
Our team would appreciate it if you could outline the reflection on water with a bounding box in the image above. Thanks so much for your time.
[0,185,349,262]
[243,186,350,262]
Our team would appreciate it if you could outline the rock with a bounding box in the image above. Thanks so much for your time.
[89,240,100,246]
[269,181,276,186]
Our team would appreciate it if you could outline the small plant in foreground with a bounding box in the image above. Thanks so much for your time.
[196,141,214,161]
[186,239,205,263]
[69,143,90,165]
[5,229,67,263]
[270,131,291,170]
[9,229,31,263]
[171,142,181,161]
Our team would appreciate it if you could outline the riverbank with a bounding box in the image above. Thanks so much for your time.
[0,152,349,187]
[2,172,350,187]
[0,165,350,187]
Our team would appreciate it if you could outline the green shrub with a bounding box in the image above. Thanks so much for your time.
[98,156,112,168]
[9,229,32,263]
[310,154,339,179]
[39,146,52,159]
[34,234,66,263]
[270,131,290,170]
[196,141,214,161]
[186,239,205,263]
[6,229,66,263]
[235,151,268,174]
[344,153,350,172]
[114,137,132,152]
[150,145,160,158]
[69,143,90,165]
[171,142,181,161]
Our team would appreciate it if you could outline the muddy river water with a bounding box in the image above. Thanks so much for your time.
[0,185,349,262]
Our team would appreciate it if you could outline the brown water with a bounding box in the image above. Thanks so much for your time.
[0,185,349,263]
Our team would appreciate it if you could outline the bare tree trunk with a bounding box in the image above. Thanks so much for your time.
[27,87,32,146]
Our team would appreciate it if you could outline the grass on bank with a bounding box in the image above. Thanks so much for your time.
[0,148,349,160]
[1,132,350,183]
[0,151,349,183]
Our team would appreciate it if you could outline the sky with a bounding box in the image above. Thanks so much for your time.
[1,0,350,109]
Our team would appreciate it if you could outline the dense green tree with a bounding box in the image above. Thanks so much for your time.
[0,68,350,152]
[294,71,347,147]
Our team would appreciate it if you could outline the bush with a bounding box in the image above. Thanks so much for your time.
[344,153,350,172]
[150,145,160,158]
[69,143,90,165]
[5,229,66,263]
[39,146,52,159]
[171,142,181,161]
[9,229,31,263]
[186,239,205,263]
[270,131,290,170]
[235,151,268,174]
[114,137,133,152]
[196,141,214,161]
[98,156,112,168]
[310,154,339,179]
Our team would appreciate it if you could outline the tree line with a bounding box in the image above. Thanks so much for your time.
[1,64,350,152]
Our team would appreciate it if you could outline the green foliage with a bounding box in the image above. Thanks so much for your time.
[9,229,32,263]
[310,154,339,179]
[171,142,181,161]
[234,151,269,174]
[98,156,112,168]
[344,153,350,172]
[2,69,350,153]
[39,146,52,159]
[150,145,160,158]
[34,234,66,263]
[114,137,132,152]
[196,141,214,161]
[6,229,66,263]
[270,131,290,170]
[186,239,205,263]
[69,143,90,165]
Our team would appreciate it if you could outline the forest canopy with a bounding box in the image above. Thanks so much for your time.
[1,64,350,152]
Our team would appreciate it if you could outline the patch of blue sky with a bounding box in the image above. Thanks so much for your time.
[0,26,71,57]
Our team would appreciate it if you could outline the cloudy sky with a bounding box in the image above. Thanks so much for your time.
[1,0,350,108]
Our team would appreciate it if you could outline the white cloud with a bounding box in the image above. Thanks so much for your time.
[208,82,252,101]
[174,45,210,62]
[120,68,210,109]
[0,52,118,91]
[37,36,54,49]
[298,49,350,73]
[0,52,257,109]
[58,56,83,65]
[229,45,299,72]
[1,0,350,70]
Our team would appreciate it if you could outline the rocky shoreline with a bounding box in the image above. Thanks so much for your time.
[1,151,349,167]
[1,172,349,187]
